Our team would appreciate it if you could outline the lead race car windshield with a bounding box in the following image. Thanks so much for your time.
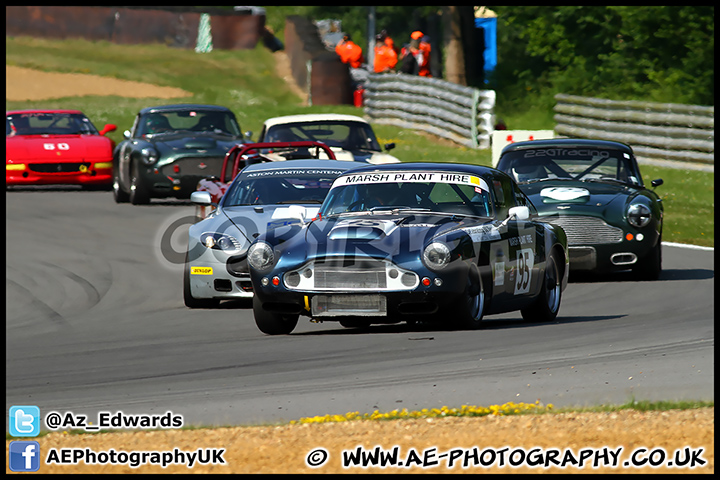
[222,167,348,207]
[319,170,495,218]
[500,147,643,187]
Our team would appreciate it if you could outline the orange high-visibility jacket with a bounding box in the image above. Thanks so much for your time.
[373,43,398,73]
[418,40,431,77]
[336,40,364,69]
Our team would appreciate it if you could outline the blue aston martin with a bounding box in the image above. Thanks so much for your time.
[248,162,570,334]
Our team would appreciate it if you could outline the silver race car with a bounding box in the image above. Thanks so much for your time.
[183,159,356,307]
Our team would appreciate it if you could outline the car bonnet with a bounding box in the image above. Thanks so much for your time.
[300,212,478,262]
[151,135,235,152]
[221,204,321,243]
[7,134,110,158]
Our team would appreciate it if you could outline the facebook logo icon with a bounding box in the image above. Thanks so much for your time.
[9,441,41,472]
[9,405,40,436]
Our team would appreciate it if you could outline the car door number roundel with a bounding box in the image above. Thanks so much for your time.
[514,248,534,294]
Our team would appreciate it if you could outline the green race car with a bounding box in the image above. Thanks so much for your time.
[112,104,248,204]
[497,138,664,280]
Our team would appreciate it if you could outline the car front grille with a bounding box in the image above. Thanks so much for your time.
[285,257,418,291]
[315,268,388,289]
[314,258,388,289]
[541,215,623,245]
[162,156,224,177]
[29,162,91,173]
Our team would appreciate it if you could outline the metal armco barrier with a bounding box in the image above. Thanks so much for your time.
[363,73,496,149]
[554,93,714,166]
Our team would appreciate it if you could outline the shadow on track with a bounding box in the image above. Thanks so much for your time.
[569,269,713,283]
[288,313,626,337]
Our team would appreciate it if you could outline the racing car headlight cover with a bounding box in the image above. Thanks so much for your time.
[140,147,159,165]
[200,232,243,253]
[422,242,451,270]
[627,203,652,228]
[247,241,275,271]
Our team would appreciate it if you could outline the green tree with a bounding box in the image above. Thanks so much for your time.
[263,6,713,106]
[491,5,713,106]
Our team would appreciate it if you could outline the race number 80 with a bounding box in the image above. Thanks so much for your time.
[515,248,534,294]
[44,143,70,150]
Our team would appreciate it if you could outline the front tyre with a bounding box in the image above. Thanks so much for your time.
[521,249,562,322]
[633,235,662,281]
[253,296,299,335]
[113,166,129,203]
[450,266,485,330]
[129,161,150,205]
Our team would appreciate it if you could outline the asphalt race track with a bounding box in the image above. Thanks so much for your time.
[5,187,714,428]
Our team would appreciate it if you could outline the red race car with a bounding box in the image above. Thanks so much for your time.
[6,109,117,188]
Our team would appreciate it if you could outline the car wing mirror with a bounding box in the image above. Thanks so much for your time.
[650,178,663,188]
[508,205,530,221]
[244,131,253,142]
[384,142,396,151]
[123,130,131,139]
[499,206,530,228]
[190,191,216,207]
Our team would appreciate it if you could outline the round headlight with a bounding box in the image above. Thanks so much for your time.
[140,147,159,165]
[422,242,451,270]
[247,242,275,271]
[627,204,652,228]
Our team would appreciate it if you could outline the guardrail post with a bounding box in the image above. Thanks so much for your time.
[470,89,480,149]
[306,60,312,107]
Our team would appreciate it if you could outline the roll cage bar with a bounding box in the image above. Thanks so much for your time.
[220,141,337,183]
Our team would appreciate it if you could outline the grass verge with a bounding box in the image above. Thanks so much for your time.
[6,399,713,439]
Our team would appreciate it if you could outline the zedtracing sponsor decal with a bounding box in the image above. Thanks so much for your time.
[523,148,611,159]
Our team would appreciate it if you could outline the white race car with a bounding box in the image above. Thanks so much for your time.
[256,113,400,164]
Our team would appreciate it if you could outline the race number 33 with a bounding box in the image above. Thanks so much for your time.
[515,248,534,294]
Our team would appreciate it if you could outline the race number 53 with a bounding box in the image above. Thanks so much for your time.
[515,248,534,294]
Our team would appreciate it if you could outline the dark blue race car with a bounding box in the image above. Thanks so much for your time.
[247,162,570,335]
